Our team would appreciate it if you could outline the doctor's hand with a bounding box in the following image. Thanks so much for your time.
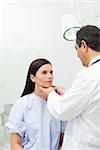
[54,86,65,96]
[39,85,65,100]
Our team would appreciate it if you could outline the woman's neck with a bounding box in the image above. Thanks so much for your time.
[34,86,47,100]
[34,88,41,97]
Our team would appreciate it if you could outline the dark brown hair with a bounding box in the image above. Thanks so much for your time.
[76,25,100,51]
[21,58,51,97]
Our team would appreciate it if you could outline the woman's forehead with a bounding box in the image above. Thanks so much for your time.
[37,64,52,71]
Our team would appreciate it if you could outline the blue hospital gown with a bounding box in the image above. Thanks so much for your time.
[5,93,66,150]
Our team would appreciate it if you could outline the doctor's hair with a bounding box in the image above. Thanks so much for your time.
[21,58,51,97]
[76,25,100,51]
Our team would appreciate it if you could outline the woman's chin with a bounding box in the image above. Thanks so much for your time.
[41,84,52,88]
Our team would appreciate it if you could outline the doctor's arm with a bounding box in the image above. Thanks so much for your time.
[47,70,95,121]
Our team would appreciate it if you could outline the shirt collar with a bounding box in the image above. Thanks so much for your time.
[88,55,100,66]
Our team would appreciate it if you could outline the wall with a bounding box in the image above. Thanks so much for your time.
[0,0,100,111]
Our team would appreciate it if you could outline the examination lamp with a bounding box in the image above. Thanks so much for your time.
[62,14,80,41]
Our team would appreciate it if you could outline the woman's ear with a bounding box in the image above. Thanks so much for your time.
[30,74,35,82]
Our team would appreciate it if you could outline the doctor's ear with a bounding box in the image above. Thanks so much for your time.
[81,40,88,48]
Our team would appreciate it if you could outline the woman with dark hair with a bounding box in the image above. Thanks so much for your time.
[5,58,66,150]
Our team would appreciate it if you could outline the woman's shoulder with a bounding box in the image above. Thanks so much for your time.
[15,95,28,104]
[16,93,40,109]
[12,94,33,109]
[13,92,46,110]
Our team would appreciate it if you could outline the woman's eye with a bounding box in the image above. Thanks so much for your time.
[42,71,47,74]
[42,70,53,75]
[50,70,53,74]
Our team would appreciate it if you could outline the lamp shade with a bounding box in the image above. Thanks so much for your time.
[62,14,81,41]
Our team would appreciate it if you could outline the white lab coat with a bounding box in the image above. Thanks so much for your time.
[47,56,100,150]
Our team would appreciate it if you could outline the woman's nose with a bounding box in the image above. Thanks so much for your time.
[47,72,52,78]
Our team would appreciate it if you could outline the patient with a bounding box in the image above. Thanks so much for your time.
[5,58,66,150]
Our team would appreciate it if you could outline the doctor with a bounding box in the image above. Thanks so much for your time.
[40,25,100,150]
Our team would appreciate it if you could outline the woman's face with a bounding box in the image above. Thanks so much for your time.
[30,64,53,88]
